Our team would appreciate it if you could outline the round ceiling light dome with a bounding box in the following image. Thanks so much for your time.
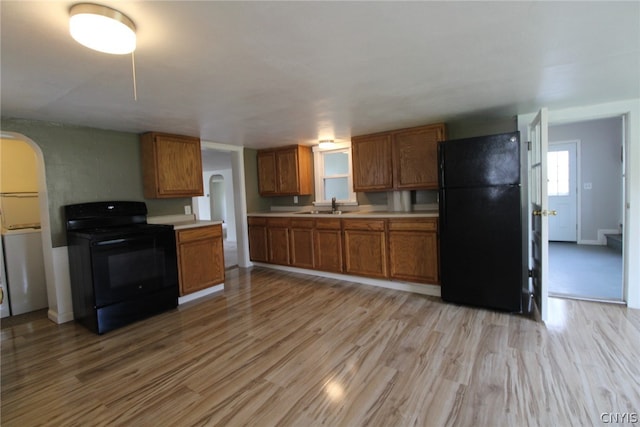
[69,3,136,55]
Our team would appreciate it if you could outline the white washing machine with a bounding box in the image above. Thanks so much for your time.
[2,228,48,315]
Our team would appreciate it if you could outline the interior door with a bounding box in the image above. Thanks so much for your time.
[529,108,550,322]
[548,142,578,241]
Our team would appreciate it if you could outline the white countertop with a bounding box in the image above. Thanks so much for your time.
[247,209,438,218]
[147,214,223,230]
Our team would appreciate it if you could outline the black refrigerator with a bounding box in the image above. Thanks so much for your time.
[438,131,524,312]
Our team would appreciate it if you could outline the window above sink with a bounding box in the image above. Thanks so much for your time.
[312,142,357,208]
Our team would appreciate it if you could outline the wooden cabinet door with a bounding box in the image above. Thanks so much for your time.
[290,219,314,269]
[248,217,268,262]
[351,133,393,191]
[257,151,277,195]
[393,124,446,190]
[343,219,388,279]
[177,225,225,296]
[267,218,290,265]
[276,148,300,194]
[314,218,343,273]
[388,219,439,284]
[141,132,204,198]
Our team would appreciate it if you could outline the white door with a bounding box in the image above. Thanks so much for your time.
[529,108,550,323]
[548,141,578,242]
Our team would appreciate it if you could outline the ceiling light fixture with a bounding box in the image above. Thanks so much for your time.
[319,139,335,149]
[69,3,137,55]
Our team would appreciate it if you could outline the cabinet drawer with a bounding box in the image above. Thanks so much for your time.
[315,218,341,230]
[267,217,291,227]
[388,218,438,232]
[176,225,220,243]
[291,218,315,229]
[248,216,267,226]
[342,219,386,231]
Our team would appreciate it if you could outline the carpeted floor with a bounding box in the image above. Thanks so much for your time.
[549,242,623,301]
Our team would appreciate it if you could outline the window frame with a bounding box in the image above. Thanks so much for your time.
[312,142,358,207]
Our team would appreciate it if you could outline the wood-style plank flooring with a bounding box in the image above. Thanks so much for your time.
[2,267,640,426]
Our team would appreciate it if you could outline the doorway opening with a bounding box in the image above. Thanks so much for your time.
[0,134,51,319]
[547,117,624,302]
[194,148,241,270]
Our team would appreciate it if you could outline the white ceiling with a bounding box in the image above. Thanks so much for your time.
[2,1,639,151]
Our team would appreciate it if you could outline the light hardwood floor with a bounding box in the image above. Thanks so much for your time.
[2,267,639,426]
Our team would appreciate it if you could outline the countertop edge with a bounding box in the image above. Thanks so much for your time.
[247,211,439,218]
[148,214,223,230]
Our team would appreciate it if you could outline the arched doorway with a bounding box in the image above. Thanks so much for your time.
[0,132,60,321]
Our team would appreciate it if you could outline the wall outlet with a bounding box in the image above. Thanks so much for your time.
[293,196,298,204]
[184,205,192,215]
[584,182,593,190]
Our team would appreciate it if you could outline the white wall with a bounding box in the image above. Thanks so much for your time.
[549,117,623,242]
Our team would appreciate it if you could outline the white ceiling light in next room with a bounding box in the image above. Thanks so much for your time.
[69,3,136,54]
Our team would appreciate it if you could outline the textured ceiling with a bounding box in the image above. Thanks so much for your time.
[1,1,638,150]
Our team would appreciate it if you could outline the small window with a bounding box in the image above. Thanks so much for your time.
[547,150,569,196]
[313,142,357,206]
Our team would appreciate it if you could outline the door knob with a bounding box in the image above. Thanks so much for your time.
[533,210,558,216]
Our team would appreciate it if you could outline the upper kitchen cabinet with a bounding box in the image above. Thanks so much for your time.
[141,132,204,198]
[351,133,393,191]
[257,145,312,196]
[393,123,446,189]
[351,123,447,191]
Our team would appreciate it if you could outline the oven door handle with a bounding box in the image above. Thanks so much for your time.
[92,233,162,247]
[93,238,127,246]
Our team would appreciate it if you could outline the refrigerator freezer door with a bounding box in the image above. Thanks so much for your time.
[439,185,523,311]
[439,132,520,188]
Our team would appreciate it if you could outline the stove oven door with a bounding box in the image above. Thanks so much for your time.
[90,228,178,307]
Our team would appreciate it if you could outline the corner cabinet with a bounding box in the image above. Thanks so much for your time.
[141,132,204,198]
[176,224,225,296]
[351,123,446,191]
[257,145,313,196]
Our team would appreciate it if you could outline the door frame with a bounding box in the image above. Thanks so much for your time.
[548,140,580,242]
[519,99,639,309]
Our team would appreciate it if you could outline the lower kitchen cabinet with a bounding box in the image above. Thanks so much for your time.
[388,218,439,284]
[176,224,225,296]
[267,217,290,265]
[247,215,438,285]
[343,219,388,279]
[314,218,343,273]
[248,217,268,262]
[290,219,315,269]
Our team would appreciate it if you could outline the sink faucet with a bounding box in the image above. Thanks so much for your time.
[331,197,338,213]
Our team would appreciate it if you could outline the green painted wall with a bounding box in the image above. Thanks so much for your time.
[1,117,189,247]
[243,147,271,213]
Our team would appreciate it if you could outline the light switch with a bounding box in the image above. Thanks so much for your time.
[584,183,592,190]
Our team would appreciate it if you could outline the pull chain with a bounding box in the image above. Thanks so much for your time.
[131,51,138,101]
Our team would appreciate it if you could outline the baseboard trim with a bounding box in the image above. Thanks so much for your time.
[178,284,224,305]
[581,229,620,246]
[252,263,442,298]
